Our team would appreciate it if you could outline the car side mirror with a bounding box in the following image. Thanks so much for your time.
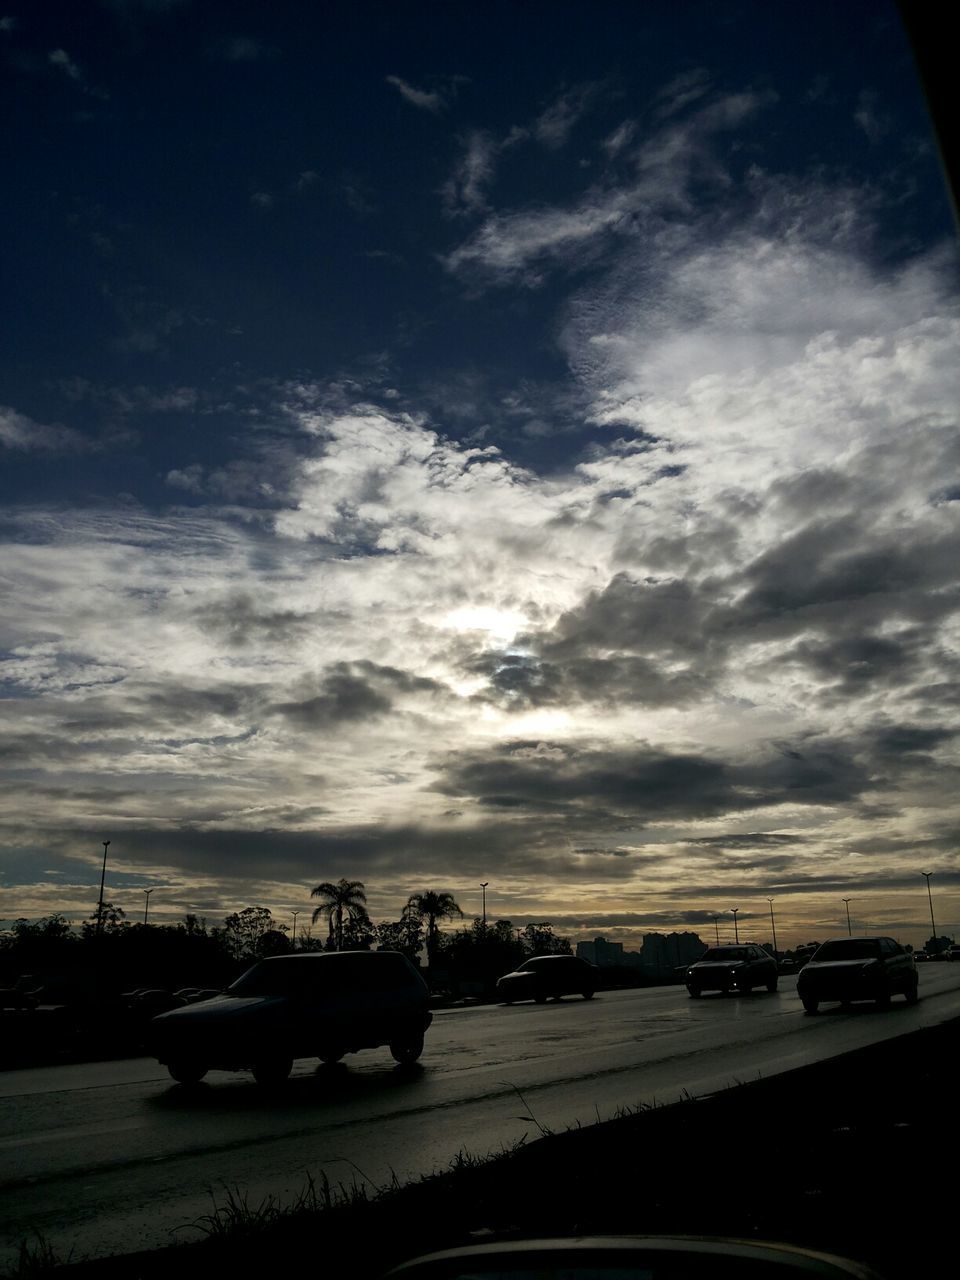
[381,1237,881,1280]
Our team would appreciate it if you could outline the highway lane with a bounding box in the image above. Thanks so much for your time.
[2,966,959,1267]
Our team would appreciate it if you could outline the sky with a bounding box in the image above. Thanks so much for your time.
[1,0,958,951]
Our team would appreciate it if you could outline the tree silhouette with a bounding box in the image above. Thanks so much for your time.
[404,890,463,965]
[310,878,368,951]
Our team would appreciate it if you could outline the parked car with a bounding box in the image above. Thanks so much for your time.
[947,944,960,962]
[147,950,432,1085]
[796,937,918,1014]
[497,955,597,1004]
[685,944,778,997]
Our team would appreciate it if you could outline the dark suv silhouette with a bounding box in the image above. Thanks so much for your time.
[147,950,432,1085]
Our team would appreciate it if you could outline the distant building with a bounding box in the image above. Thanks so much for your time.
[639,931,707,975]
[576,936,642,967]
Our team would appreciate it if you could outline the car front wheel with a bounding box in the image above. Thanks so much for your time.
[766,978,778,993]
[905,977,919,1004]
[167,1060,208,1085]
[582,989,595,999]
[390,1033,424,1065]
[318,1047,344,1064]
[802,997,819,1014]
[252,1055,293,1086]
[687,986,701,998]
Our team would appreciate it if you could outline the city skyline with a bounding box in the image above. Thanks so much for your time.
[2,2,958,952]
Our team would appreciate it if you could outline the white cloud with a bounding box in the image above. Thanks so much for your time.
[0,406,88,452]
[443,91,771,281]
[385,74,443,113]
[442,130,497,215]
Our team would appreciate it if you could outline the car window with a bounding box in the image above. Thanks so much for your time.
[228,954,417,997]
[813,940,880,962]
[701,947,749,962]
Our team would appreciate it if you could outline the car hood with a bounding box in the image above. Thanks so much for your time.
[497,972,534,983]
[800,960,877,975]
[690,960,746,970]
[151,994,288,1026]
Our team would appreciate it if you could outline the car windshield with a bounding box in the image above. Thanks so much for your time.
[813,940,881,961]
[521,957,567,972]
[700,948,749,962]
[228,954,415,997]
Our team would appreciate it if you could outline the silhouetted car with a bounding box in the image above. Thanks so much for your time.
[497,955,598,1003]
[147,950,433,1085]
[685,944,778,997]
[947,944,960,962]
[129,989,186,1017]
[796,936,918,1014]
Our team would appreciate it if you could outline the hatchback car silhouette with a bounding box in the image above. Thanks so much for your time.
[496,954,598,1003]
[796,936,918,1013]
[148,950,432,1085]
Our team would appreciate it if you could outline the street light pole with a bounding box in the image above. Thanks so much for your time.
[291,911,300,949]
[842,898,852,936]
[143,888,153,925]
[480,882,489,926]
[730,907,739,943]
[95,840,110,936]
[767,898,778,956]
[712,914,720,945]
[921,872,937,949]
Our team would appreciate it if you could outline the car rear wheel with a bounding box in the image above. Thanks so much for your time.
[582,989,595,1000]
[766,978,778,993]
[905,977,919,1004]
[875,988,891,1008]
[687,986,701,998]
[318,1047,344,1064]
[390,1033,424,1065]
[167,1060,208,1085]
[252,1055,293,1086]
[802,997,819,1014]
[534,993,548,1004]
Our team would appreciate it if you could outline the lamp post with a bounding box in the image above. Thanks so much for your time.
[730,907,739,943]
[921,872,937,950]
[767,898,778,957]
[142,888,153,925]
[95,840,110,936]
[712,914,720,944]
[480,882,489,927]
[291,911,300,950]
[842,898,852,936]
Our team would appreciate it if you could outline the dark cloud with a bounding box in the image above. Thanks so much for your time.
[735,521,960,628]
[271,660,446,729]
[434,736,872,819]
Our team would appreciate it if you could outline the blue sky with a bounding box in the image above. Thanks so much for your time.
[1,0,958,947]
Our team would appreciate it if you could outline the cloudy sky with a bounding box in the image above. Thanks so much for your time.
[2,0,958,949]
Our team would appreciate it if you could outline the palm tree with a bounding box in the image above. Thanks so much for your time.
[310,878,368,951]
[405,890,463,965]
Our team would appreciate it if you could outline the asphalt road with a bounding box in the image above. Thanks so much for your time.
[3,966,960,1268]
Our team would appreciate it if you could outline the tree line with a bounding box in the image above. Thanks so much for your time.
[0,879,572,999]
